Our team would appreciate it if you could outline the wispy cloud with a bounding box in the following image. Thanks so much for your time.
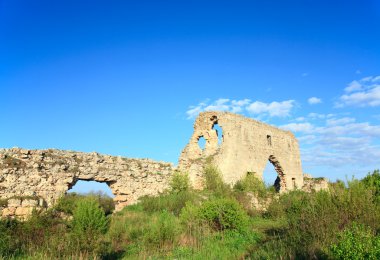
[280,122,314,133]
[246,100,295,117]
[282,116,380,168]
[338,76,380,107]
[186,98,295,119]
[308,97,322,105]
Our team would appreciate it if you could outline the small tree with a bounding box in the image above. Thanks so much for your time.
[72,198,109,236]
[203,164,231,197]
[170,171,190,194]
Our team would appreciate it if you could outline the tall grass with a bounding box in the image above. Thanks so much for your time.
[0,169,379,259]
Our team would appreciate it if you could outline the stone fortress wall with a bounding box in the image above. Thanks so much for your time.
[0,112,327,219]
[179,112,326,191]
[0,148,172,218]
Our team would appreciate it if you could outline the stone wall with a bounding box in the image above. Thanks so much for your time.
[179,111,305,191]
[0,112,329,219]
[0,148,173,217]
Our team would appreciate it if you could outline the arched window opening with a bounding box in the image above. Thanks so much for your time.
[198,136,206,150]
[212,123,223,145]
[68,180,115,198]
[66,180,115,214]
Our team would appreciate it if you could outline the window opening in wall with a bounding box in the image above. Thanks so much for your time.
[67,180,115,214]
[267,135,272,146]
[292,178,296,189]
[198,136,206,150]
[212,123,223,145]
[68,180,115,198]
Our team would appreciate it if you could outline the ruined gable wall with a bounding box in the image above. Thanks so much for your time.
[179,111,304,191]
[0,148,173,218]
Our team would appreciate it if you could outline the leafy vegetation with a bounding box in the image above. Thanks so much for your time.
[0,168,379,259]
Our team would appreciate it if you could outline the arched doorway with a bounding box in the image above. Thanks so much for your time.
[263,155,286,192]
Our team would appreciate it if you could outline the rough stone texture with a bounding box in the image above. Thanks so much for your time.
[0,112,328,219]
[0,148,173,217]
[179,111,305,191]
[302,174,329,192]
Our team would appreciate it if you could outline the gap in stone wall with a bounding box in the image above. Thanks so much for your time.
[198,136,206,150]
[263,161,278,187]
[67,180,115,198]
[212,123,223,145]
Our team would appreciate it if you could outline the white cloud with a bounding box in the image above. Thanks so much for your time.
[280,123,314,133]
[326,117,356,126]
[295,117,306,122]
[284,113,380,169]
[246,100,295,117]
[340,86,380,107]
[186,99,295,119]
[345,80,362,93]
[308,97,322,105]
[308,113,334,119]
[338,76,380,107]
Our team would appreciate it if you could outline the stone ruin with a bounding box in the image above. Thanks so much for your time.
[0,148,172,218]
[0,112,327,219]
[180,112,304,191]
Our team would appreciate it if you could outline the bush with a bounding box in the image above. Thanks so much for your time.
[170,171,190,194]
[203,164,232,197]
[330,223,380,259]
[193,198,249,232]
[362,169,380,203]
[72,198,109,236]
[143,211,181,247]
[0,219,21,257]
[140,191,198,216]
[234,173,274,199]
[55,192,115,215]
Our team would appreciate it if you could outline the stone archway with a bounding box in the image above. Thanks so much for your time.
[268,155,286,192]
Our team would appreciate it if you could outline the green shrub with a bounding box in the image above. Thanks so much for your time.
[330,223,380,259]
[264,179,380,258]
[197,198,249,232]
[72,198,109,236]
[143,211,181,247]
[362,169,380,203]
[170,171,190,194]
[55,192,115,216]
[203,164,232,197]
[234,173,274,199]
[0,219,21,257]
[140,191,198,216]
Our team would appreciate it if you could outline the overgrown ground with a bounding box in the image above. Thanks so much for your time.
[1,168,380,259]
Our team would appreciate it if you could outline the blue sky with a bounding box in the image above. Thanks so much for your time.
[1,0,380,193]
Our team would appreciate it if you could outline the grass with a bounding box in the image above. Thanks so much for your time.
[0,168,380,259]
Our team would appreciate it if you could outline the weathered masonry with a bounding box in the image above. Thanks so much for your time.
[179,111,305,191]
[0,112,328,219]
[0,148,173,218]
